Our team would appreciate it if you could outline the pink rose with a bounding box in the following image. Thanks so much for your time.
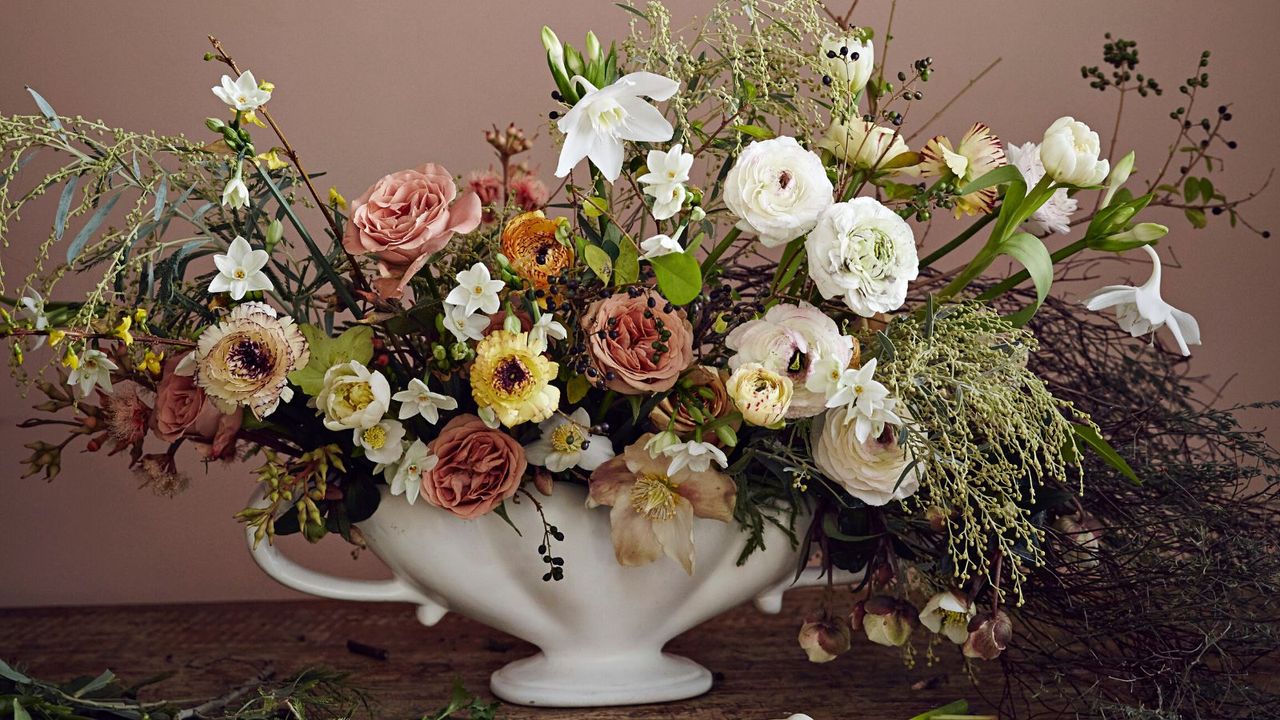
[581,288,694,395]
[343,163,482,299]
[423,415,526,519]
[151,353,243,460]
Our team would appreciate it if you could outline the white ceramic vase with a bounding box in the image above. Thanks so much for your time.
[246,484,842,707]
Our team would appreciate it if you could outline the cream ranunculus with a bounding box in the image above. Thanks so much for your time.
[1039,116,1110,186]
[724,136,833,248]
[315,360,392,431]
[819,34,874,93]
[193,302,309,419]
[819,119,909,170]
[726,362,794,428]
[806,197,918,317]
[812,404,918,506]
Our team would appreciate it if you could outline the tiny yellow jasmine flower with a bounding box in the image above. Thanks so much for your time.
[141,349,164,376]
[112,316,134,346]
[62,348,80,369]
[241,110,267,128]
[48,329,66,346]
[133,308,148,324]
[328,187,347,209]
[255,148,290,171]
[258,80,274,93]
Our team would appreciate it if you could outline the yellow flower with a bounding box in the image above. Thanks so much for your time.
[112,316,134,346]
[255,148,290,171]
[328,186,347,209]
[241,110,267,128]
[132,308,148,325]
[48,329,66,346]
[62,348,80,369]
[470,329,560,428]
[141,349,164,376]
[501,211,574,290]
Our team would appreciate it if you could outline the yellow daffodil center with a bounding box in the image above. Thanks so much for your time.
[233,268,247,279]
[361,425,387,450]
[550,423,585,453]
[631,472,680,520]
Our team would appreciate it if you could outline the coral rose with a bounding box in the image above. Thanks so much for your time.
[152,353,243,460]
[581,288,693,395]
[342,163,482,299]
[423,414,527,519]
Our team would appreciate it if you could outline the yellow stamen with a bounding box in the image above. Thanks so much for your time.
[361,425,387,450]
[630,472,680,520]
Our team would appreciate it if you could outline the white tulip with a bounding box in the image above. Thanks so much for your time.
[388,440,438,505]
[724,136,833,248]
[819,119,909,170]
[1082,244,1201,355]
[1039,116,1110,186]
[819,34,874,93]
[555,72,679,182]
[806,197,918,317]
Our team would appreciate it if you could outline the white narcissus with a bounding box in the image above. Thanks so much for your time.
[661,439,728,476]
[221,169,250,209]
[18,290,49,349]
[68,348,117,397]
[527,313,568,354]
[524,407,615,473]
[639,228,683,259]
[1040,116,1110,186]
[724,136,833,248]
[555,72,679,182]
[1082,244,1201,355]
[392,378,458,424]
[446,262,505,317]
[637,144,693,220]
[212,70,272,111]
[315,360,393,431]
[443,303,488,343]
[388,439,438,505]
[208,236,273,301]
[806,197,919,317]
[825,358,903,443]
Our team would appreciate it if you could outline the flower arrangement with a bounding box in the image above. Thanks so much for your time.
[2,1,1276,716]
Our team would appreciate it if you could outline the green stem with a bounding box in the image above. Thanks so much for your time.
[701,226,742,273]
[920,213,995,268]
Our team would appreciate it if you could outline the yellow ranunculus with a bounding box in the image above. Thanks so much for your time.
[470,329,559,428]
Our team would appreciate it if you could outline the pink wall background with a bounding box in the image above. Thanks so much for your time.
[2,1,1277,607]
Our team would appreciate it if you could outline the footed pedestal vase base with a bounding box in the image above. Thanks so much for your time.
[489,651,713,707]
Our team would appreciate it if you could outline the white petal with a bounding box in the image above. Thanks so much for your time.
[617,98,674,143]
[1083,285,1137,312]
[586,134,626,183]
[617,72,679,101]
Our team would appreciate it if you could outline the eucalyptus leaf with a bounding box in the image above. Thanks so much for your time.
[66,191,122,264]
[53,174,80,242]
[25,86,62,131]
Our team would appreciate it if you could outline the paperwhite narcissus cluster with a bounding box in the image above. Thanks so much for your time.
[208,236,273,301]
[637,143,693,220]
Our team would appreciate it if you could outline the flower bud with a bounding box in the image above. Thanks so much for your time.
[205,117,227,133]
[797,614,851,663]
[1102,150,1137,208]
[862,596,918,647]
[264,218,284,252]
[962,609,1013,660]
[584,31,601,63]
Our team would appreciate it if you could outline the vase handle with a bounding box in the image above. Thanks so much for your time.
[752,567,864,614]
[244,488,449,626]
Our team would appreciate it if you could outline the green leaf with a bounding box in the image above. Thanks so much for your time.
[907,699,969,720]
[998,232,1053,325]
[25,86,62,131]
[613,235,639,286]
[53,174,79,242]
[287,324,375,396]
[66,191,122,264]
[72,669,115,698]
[0,660,31,684]
[491,502,523,536]
[583,244,613,282]
[1198,176,1214,203]
[12,699,31,720]
[731,123,774,140]
[1184,207,1207,229]
[1183,176,1198,202]
[1072,423,1141,485]
[614,3,650,22]
[649,250,703,305]
[566,374,590,404]
[957,164,1024,196]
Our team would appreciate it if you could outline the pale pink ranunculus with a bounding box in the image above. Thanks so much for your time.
[151,353,243,460]
[423,414,526,519]
[581,288,694,395]
[343,163,482,299]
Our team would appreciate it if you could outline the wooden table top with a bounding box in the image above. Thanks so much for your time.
[0,590,989,719]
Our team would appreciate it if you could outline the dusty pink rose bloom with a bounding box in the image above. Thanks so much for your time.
[509,172,548,213]
[423,414,526,519]
[467,170,504,225]
[581,288,694,395]
[343,163,482,299]
[588,434,737,574]
[152,353,243,460]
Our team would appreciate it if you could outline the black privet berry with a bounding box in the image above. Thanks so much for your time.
[1228,140,1238,149]
[549,111,559,119]
[822,75,832,86]
[850,52,860,61]
[826,50,837,59]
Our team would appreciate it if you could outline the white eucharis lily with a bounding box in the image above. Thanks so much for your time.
[68,348,117,397]
[209,236,273,301]
[446,262,505,317]
[825,358,903,443]
[661,439,729,476]
[389,440,438,505]
[1083,244,1202,356]
[524,408,615,473]
[639,228,683,259]
[555,72,678,182]
[212,70,272,112]
[637,143,693,220]
[392,378,458,424]
[528,313,567,354]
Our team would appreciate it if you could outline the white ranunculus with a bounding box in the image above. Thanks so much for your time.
[724,136,833,248]
[1039,116,1110,187]
[555,72,679,182]
[812,404,918,506]
[819,119,908,170]
[316,360,392,431]
[726,362,794,427]
[819,35,874,93]
[1082,244,1201,355]
[1006,141,1077,235]
[806,197,918,317]
[725,302,855,418]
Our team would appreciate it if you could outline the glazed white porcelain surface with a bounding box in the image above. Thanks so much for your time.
[247,484,842,707]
